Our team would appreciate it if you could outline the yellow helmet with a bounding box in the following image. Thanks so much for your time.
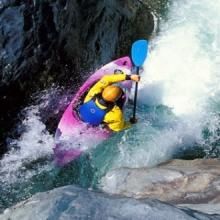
[102,85,122,102]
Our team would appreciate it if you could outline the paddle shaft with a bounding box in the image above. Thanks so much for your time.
[130,39,148,123]
[132,66,139,121]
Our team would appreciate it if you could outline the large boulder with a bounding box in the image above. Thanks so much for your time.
[0,185,219,220]
[100,159,220,214]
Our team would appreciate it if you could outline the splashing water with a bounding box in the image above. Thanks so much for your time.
[141,0,219,116]
[0,86,73,185]
[0,106,54,184]
[96,0,220,171]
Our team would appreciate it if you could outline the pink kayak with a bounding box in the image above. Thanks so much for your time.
[54,57,133,166]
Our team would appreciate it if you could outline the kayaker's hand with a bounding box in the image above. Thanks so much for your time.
[130,74,140,82]
[130,117,138,124]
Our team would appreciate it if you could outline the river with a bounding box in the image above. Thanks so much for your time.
[1,0,220,214]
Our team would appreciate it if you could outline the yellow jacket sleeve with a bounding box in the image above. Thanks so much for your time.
[84,73,126,103]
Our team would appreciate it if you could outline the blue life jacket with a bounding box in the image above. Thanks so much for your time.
[79,98,112,126]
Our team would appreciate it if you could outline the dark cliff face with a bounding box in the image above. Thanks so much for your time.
[0,0,154,153]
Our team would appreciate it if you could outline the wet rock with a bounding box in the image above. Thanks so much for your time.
[0,0,154,90]
[0,0,154,89]
[0,185,219,220]
[100,159,220,214]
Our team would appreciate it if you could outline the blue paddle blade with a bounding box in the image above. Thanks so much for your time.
[131,40,148,67]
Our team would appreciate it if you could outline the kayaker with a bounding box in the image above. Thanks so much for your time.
[79,71,140,131]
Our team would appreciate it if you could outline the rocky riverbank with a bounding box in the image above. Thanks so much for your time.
[1,184,219,220]
[100,159,220,215]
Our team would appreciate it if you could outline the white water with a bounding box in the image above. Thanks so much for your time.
[0,106,54,184]
[141,0,220,116]
[0,87,68,185]
[0,86,77,186]
[108,0,220,169]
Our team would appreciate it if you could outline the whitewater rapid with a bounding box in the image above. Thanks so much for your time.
[141,0,220,116]
[107,0,220,169]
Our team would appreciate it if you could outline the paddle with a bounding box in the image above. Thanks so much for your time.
[130,39,148,123]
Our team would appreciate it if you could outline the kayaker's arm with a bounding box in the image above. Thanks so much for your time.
[84,73,139,103]
[84,73,126,103]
